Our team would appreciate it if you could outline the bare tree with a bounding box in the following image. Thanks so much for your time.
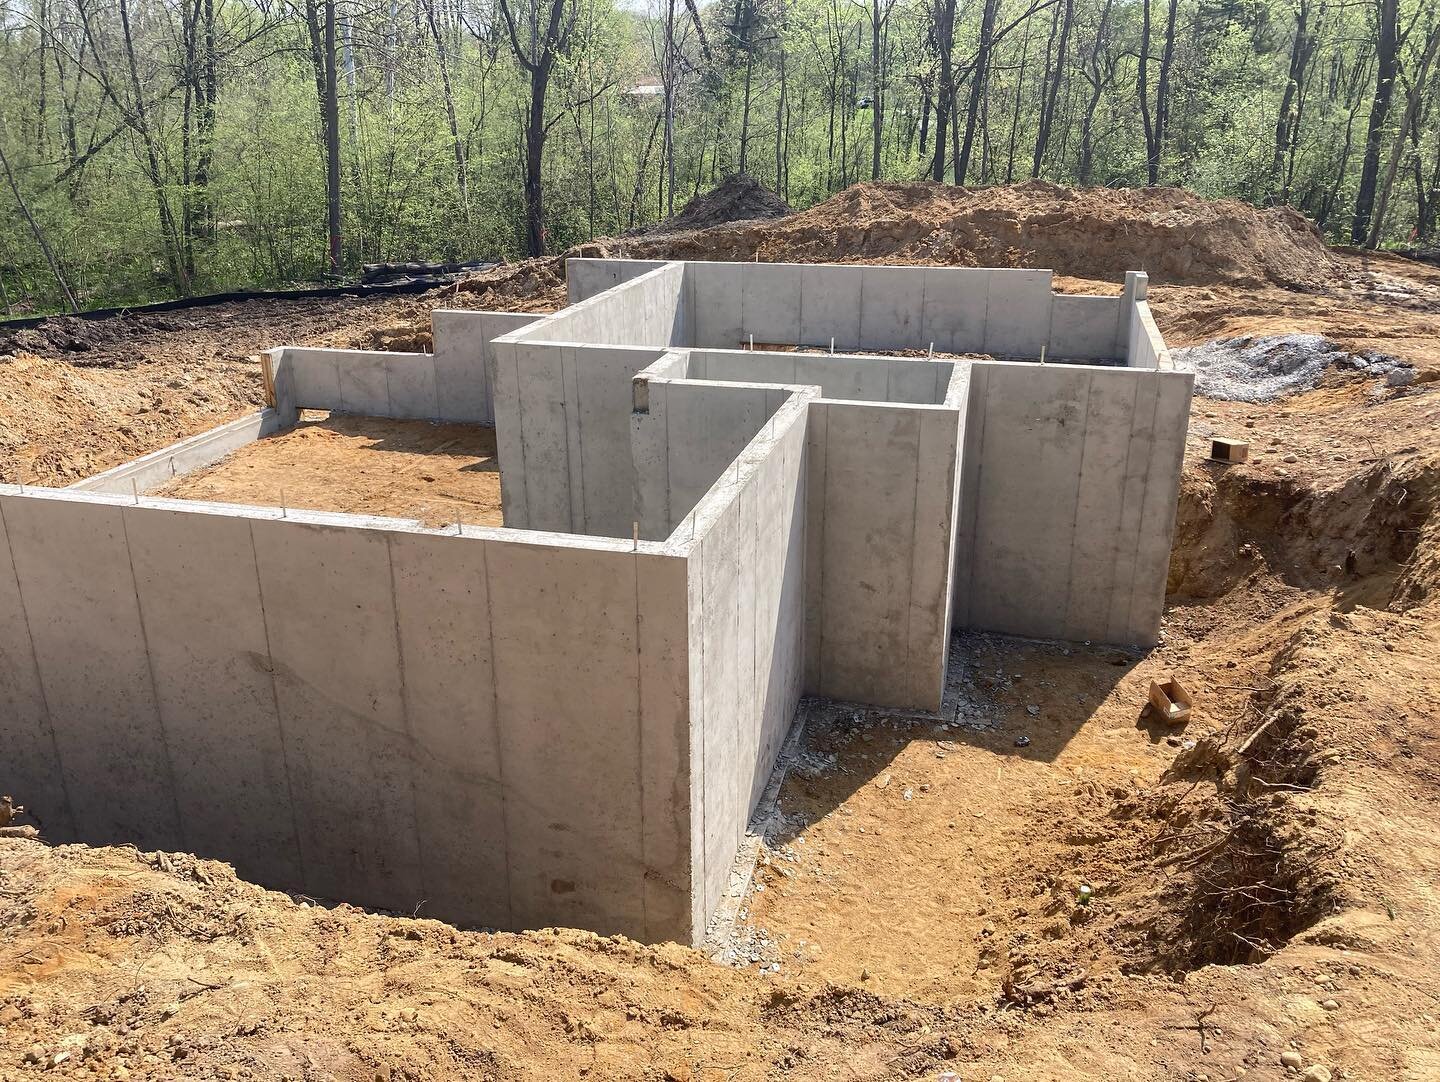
[0,133,79,311]
[1350,0,1398,244]
[499,0,578,255]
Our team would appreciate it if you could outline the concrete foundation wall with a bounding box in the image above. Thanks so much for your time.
[804,397,962,711]
[655,346,963,711]
[0,486,697,942]
[431,310,541,423]
[687,349,952,404]
[952,362,1194,645]
[663,260,1123,360]
[269,347,444,422]
[631,376,790,540]
[69,410,287,495]
[567,258,670,304]
[507,261,688,350]
[491,343,670,536]
[678,394,809,931]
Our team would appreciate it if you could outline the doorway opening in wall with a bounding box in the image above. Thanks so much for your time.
[150,410,505,528]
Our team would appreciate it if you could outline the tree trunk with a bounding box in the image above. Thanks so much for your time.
[1032,0,1073,177]
[0,137,79,312]
[1076,0,1114,184]
[1350,0,1398,244]
[956,0,999,185]
[1366,24,1440,247]
[929,0,957,180]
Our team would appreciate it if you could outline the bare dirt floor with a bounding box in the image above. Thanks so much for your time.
[4,182,1440,1081]
[149,411,504,528]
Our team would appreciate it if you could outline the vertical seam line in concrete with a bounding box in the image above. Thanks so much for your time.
[247,518,310,894]
[478,538,515,929]
[512,347,530,528]
[903,411,924,707]
[572,348,588,532]
[0,498,76,837]
[963,366,991,625]
[382,356,395,418]
[663,384,673,532]
[385,534,430,914]
[428,345,441,422]
[695,535,708,933]
[334,354,345,413]
[1127,383,1166,640]
[120,506,189,853]
[796,267,805,346]
[980,272,994,354]
[919,266,929,356]
[856,268,866,350]
[1106,378,1143,641]
[815,405,829,693]
[1060,372,1095,640]
[632,550,649,940]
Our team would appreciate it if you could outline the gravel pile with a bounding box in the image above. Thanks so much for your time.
[1172,333,1412,402]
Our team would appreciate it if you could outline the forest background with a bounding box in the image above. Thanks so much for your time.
[0,0,1436,315]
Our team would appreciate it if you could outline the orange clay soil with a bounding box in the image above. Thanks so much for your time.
[149,411,504,528]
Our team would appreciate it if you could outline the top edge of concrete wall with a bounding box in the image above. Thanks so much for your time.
[499,261,686,347]
[0,482,674,556]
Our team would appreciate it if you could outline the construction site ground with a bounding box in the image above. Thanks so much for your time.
[149,412,504,529]
[3,182,1440,1081]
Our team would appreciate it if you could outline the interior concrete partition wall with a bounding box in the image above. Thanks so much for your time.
[489,262,691,536]
[672,348,966,711]
[0,483,704,942]
[668,389,810,929]
[952,360,1194,645]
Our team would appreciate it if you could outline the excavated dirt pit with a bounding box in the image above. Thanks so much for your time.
[149,411,504,527]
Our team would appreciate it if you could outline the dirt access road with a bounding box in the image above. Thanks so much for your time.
[3,182,1440,1080]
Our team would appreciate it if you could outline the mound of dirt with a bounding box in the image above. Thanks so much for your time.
[617,180,1340,289]
[640,173,792,235]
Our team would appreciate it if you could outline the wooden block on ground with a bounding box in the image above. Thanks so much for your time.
[1210,437,1249,463]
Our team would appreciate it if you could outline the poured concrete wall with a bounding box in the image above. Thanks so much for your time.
[631,376,790,540]
[676,348,965,711]
[431,310,541,422]
[269,347,444,422]
[804,395,962,711]
[679,394,809,930]
[69,410,287,495]
[267,311,542,427]
[567,258,669,304]
[505,261,688,350]
[687,349,953,404]
[491,343,670,536]
[675,260,1124,360]
[952,361,1194,645]
[0,486,696,942]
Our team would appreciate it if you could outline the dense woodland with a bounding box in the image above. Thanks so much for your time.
[0,0,1436,314]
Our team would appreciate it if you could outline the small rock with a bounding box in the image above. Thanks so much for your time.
[1026,704,1040,716]
[1386,367,1415,387]
[1281,1050,1304,1070]
[1015,735,1031,748]
[399,1007,418,1023]
[875,773,891,790]
[1283,453,1298,463]
[1300,1068,1332,1082]
[1321,998,1339,1011]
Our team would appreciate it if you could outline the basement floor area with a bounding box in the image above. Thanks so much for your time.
[149,411,504,527]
